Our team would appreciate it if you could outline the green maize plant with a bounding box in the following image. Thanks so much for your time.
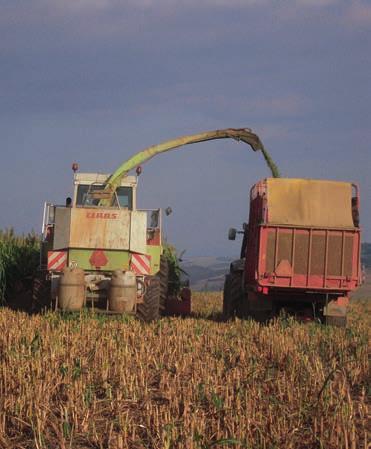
[0,229,40,304]
[162,243,188,295]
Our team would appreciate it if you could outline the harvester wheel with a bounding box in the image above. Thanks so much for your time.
[137,276,161,322]
[326,316,347,328]
[159,256,169,313]
[223,271,243,319]
[32,275,51,312]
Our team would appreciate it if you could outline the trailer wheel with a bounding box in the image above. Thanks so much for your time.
[326,316,347,328]
[159,256,169,313]
[137,276,160,322]
[32,275,51,312]
[223,271,243,319]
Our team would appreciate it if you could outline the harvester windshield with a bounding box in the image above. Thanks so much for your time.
[76,184,133,209]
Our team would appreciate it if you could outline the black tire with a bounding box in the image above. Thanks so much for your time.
[326,316,347,328]
[32,275,52,312]
[249,310,273,323]
[136,276,160,322]
[159,256,169,313]
[223,271,243,319]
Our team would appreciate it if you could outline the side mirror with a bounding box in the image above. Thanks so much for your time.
[165,207,173,216]
[150,210,159,228]
[228,228,237,241]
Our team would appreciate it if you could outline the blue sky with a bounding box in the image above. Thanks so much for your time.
[1,0,370,256]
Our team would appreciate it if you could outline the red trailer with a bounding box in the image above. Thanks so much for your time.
[224,178,362,326]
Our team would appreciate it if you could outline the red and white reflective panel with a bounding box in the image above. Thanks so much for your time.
[47,251,67,271]
[131,253,151,275]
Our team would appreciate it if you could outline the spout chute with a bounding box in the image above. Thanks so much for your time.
[101,127,280,205]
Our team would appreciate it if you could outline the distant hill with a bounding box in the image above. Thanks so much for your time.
[184,242,371,291]
[181,256,234,291]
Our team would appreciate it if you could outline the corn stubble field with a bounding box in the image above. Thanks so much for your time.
[0,293,368,449]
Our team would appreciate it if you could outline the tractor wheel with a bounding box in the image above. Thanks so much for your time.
[32,275,52,312]
[223,271,243,319]
[326,316,347,328]
[136,276,161,322]
[249,310,273,323]
[159,256,169,313]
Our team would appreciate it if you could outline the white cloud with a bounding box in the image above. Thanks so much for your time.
[254,124,291,140]
[33,0,343,15]
[149,83,310,118]
[295,0,338,6]
[345,1,371,26]
[41,0,115,12]
[251,95,309,115]
[0,0,348,36]
[1,0,364,42]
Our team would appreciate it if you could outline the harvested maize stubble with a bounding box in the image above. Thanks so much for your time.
[0,293,369,449]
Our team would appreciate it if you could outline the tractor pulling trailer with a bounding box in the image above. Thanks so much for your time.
[224,177,362,326]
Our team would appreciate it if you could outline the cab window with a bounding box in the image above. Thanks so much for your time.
[76,185,133,209]
[115,187,133,209]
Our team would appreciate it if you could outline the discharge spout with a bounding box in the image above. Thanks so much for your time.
[101,127,280,205]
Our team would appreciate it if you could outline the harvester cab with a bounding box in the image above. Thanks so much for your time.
[73,173,136,209]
